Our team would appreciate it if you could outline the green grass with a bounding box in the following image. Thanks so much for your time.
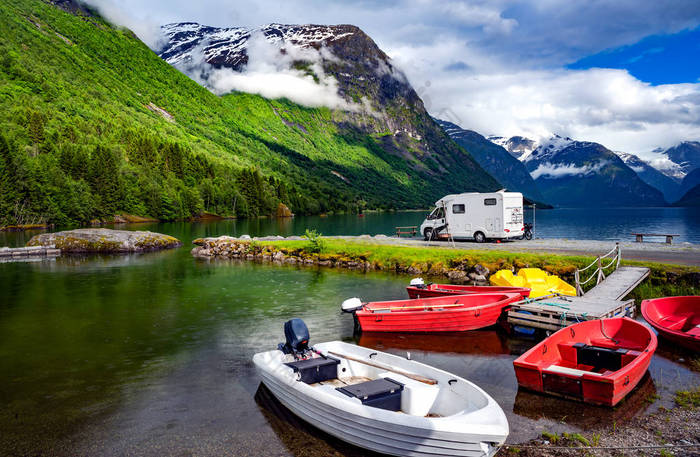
[675,387,700,408]
[541,431,559,444]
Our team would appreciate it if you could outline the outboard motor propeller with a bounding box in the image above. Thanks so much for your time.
[278,318,310,356]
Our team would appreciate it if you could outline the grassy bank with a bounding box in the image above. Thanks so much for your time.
[195,237,699,301]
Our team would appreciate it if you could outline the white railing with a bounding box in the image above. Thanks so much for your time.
[574,243,621,296]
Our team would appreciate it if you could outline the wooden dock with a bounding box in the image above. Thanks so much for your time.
[583,266,650,301]
[507,296,635,332]
[0,246,60,262]
[507,245,649,332]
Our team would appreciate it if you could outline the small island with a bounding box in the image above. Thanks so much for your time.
[27,228,182,253]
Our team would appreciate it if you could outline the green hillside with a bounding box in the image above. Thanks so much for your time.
[0,0,498,227]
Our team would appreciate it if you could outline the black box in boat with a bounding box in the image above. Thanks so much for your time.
[285,357,340,384]
[337,378,404,411]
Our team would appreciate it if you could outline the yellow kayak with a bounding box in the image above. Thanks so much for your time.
[490,268,576,298]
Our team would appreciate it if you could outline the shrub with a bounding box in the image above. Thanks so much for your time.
[304,229,325,254]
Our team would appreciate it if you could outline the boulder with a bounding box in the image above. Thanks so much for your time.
[27,228,182,253]
[468,272,487,282]
[473,264,490,276]
[276,203,294,218]
[447,270,468,281]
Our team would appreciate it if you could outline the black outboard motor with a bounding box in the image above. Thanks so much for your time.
[278,318,310,357]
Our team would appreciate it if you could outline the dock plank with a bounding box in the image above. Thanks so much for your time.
[584,266,650,301]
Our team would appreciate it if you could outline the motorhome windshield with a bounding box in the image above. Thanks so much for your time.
[427,207,444,220]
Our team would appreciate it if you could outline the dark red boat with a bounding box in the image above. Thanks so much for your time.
[513,318,657,406]
[407,282,530,299]
[641,296,700,352]
[343,293,521,333]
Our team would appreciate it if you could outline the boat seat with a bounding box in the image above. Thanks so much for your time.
[659,315,689,331]
[378,372,439,416]
[686,325,700,336]
[544,364,603,377]
[574,343,626,371]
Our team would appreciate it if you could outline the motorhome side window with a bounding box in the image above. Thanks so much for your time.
[452,204,465,214]
[484,198,497,206]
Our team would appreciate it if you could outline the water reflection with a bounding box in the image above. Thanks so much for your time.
[512,374,657,429]
[254,384,381,457]
[357,330,511,355]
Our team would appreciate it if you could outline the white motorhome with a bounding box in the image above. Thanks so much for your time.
[419,191,524,242]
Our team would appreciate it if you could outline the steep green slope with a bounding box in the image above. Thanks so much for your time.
[0,0,498,227]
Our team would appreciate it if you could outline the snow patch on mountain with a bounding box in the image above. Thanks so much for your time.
[160,23,369,111]
[646,153,686,180]
[487,135,537,160]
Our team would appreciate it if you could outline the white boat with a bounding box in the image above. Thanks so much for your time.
[253,320,509,457]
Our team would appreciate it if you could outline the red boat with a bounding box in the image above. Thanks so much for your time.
[342,293,521,333]
[406,282,530,299]
[513,318,657,406]
[641,296,700,352]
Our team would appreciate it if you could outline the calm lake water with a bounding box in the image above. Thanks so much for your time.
[1,211,699,456]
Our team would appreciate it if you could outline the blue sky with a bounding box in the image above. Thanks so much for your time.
[89,0,700,156]
[569,27,700,85]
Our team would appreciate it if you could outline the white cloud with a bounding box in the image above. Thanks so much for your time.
[407,65,700,158]
[173,33,365,111]
[530,160,608,179]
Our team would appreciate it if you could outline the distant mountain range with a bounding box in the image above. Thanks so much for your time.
[482,132,699,207]
[435,120,544,203]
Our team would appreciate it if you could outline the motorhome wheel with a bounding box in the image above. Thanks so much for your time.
[423,228,433,241]
[474,231,486,243]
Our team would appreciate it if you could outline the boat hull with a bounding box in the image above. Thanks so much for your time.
[253,341,508,457]
[356,293,521,333]
[641,296,700,352]
[407,284,530,299]
[513,318,656,406]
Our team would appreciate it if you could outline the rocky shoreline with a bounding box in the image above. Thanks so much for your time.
[28,228,182,253]
[192,235,493,283]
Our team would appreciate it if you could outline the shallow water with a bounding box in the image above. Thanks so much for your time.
[1,216,699,456]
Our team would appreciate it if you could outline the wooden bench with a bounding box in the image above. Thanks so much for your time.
[396,226,418,237]
[631,233,679,244]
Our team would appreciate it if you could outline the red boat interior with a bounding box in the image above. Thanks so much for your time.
[364,294,514,313]
[644,297,700,337]
[520,320,650,377]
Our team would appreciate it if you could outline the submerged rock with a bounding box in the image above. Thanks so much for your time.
[27,228,182,253]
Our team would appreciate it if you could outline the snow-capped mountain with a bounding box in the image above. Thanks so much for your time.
[160,23,357,70]
[487,135,666,207]
[158,22,501,195]
[645,141,700,182]
[615,152,681,203]
[437,120,544,203]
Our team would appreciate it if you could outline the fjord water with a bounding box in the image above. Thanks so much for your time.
[1,210,698,456]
